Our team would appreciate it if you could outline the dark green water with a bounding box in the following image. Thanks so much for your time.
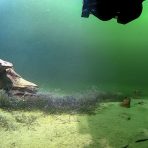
[0,0,148,94]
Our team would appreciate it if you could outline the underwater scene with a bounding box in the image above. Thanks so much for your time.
[0,0,148,147]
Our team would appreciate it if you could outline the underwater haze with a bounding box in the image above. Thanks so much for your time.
[0,0,148,94]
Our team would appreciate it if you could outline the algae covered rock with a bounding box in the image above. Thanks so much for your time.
[0,59,38,95]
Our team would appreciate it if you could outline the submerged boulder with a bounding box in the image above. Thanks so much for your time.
[0,59,38,96]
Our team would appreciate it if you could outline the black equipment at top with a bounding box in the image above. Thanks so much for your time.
[81,0,144,24]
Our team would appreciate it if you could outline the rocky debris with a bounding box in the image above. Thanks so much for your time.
[0,59,38,96]
[0,59,13,69]
[120,97,131,108]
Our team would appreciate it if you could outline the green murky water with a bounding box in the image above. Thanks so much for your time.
[0,0,148,94]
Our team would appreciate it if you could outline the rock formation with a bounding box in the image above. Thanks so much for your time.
[120,97,131,108]
[0,59,38,96]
